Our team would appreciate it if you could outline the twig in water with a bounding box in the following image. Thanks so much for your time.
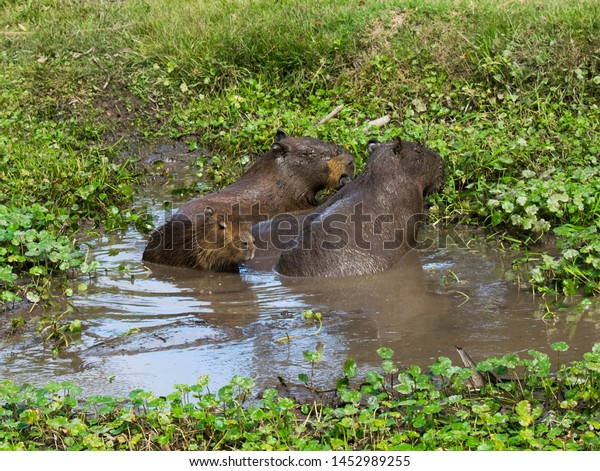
[455,346,497,389]
[452,290,470,307]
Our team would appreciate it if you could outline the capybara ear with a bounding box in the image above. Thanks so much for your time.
[271,138,292,158]
[271,142,285,156]
[272,129,290,156]
[275,129,289,141]
[392,138,403,156]
[204,206,215,218]
[366,139,381,155]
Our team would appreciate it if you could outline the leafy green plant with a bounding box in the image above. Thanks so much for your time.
[38,309,82,355]
[2,344,600,450]
[300,348,323,389]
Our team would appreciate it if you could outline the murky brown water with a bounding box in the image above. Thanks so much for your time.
[2,183,599,397]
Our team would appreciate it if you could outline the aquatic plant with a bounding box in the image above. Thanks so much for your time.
[1,344,599,450]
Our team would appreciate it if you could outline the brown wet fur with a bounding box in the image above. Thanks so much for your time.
[143,208,255,271]
[275,138,446,277]
[144,129,355,270]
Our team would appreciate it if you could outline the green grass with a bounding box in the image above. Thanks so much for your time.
[128,0,390,85]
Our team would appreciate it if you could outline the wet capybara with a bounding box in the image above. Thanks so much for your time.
[143,206,255,271]
[143,129,354,270]
[241,210,315,271]
[274,138,445,277]
[174,129,355,222]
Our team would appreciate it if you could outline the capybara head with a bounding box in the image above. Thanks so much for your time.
[270,129,355,192]
[143,206,255,271]
[199,207,256,269]
[365,138,445,197]
[273,138,445,278]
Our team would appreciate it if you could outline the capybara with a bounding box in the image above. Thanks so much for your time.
[143,129,355,270]
[174,129,355,221]
[143,206,255,271]
[274,138,445,277]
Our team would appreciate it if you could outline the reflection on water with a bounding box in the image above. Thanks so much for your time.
[1,189,599,397]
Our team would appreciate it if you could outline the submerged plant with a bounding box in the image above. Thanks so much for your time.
[38,309,82,354]
[276,310,323,343]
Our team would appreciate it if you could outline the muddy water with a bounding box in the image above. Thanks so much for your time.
[2,186,599,397]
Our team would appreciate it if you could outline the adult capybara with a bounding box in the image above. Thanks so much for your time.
[274,138,445,277]
[174,129,355,222]
[143,206,255,271]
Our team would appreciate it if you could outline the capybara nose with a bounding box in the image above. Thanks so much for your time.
[345,160,355,178]
[242,237,255,251]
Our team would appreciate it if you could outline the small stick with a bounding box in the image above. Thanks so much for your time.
[455,346,498,389]
[500,0,526,8]
[73,48,94,59]
[314,104,344,126]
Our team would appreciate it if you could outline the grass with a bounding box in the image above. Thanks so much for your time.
[129,0,386,84]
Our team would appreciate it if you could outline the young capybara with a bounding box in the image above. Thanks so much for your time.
[143,129,355,270]
[274,138,445,277]
[143,206,255,271]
